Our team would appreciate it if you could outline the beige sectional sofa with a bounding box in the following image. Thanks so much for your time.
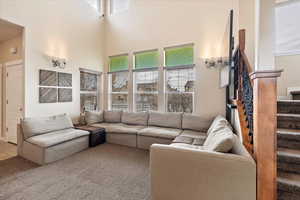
[86,110,211,150]
[18,114,90,165]
[150,115,256,200]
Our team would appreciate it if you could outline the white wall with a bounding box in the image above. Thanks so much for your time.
[0,0,105,119]
[104,0,239,118]
[276,54,300,96]
[238,0,255,67]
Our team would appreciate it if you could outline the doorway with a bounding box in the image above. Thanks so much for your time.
[0,19,24,145]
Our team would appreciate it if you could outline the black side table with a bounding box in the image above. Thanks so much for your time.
[75,126,106,147]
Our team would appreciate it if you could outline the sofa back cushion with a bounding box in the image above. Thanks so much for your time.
[148,111,182,129]
[207,115,232,135]
[85,111,104,125]
[203,127,235,153]
[104,110,122,123]
[182,113,211,132]
[121,112,148,126]
[21,114,74,140]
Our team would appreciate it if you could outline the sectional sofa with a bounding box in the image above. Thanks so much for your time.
[85,110,212,149]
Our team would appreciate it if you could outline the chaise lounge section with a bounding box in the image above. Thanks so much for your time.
[18,114,90,165]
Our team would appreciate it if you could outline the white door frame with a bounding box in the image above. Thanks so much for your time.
[2,59,25,143]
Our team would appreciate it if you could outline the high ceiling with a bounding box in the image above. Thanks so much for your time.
[0,19,23,43]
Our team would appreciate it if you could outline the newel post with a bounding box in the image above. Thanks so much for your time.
[250,70,282,200]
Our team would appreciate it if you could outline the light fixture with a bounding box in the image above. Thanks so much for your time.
[205,57,229,68]
[51,57,67,69]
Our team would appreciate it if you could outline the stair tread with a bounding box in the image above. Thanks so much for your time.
[278,100,300,103]
[278,172,300,194]
[278,148,300,158]
[291,91,300,95]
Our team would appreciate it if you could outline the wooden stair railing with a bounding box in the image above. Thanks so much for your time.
[232,29,254,155]
[229,29,283,200]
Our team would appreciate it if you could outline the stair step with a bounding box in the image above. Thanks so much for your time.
[278,172,300,200]
[291,91,300,100]
[278,100,300,114]
[278,114,300,130]
[278,148,300,174]
[278,129,300,150]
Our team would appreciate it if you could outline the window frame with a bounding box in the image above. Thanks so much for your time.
[163,43,195,113]
[79,68,101,112]
[108,71,130,111]
[132,49,160,112]
[133,68,159,112]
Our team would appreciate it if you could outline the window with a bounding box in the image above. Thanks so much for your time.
[133,50,159,112]
[80,70,100,112]
[275,1,300,55]
[108,54,129,111]
[164,44,195,113]
[110,0,129,15]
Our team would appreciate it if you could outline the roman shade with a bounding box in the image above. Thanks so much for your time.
[165,44,194,67]
[109,54,129,72]
[134,50,159,69]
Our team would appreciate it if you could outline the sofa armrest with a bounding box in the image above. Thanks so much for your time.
[150,144,256,200]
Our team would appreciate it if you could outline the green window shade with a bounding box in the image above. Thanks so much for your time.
[135,50,159,69]
[110,55,129,72]
[165,45,194,67]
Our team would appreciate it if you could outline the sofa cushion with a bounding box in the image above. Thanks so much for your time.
[91,123,119,130]
[138,126,182,139]
[21,114,74,140]
[180,130,207,139]
[203,127,235,153]
[104,111,122,123]
[173,130,207,146]
[148,111,182,129]
[107,124,145,135]
[85,111,104,125]
[207,115,232,135]
[121,112,148,126]
[182,113,211,132]
[26,128,89,148]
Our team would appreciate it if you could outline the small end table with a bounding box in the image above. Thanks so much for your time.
[75,125,106,147]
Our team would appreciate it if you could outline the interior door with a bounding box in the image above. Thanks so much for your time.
[6,63,23,144]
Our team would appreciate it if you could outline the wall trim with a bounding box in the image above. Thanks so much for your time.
[5,59,23,67]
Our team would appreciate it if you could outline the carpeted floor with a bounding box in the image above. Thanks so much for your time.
[0,144,151,200]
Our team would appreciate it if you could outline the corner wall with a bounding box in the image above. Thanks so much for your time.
[104,0,239,118]
[0,0,105,119]
[276,54,300,97]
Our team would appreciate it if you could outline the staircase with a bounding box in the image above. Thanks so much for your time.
[277,93,300,199]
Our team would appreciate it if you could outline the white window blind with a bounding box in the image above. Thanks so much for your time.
[275,0,300,56]
[110,0,129,15]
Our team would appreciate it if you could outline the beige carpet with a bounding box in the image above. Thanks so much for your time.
[0,144,150,200]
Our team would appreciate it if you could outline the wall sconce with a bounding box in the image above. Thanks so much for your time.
[205,57,229,68]
[51,57,67,69]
